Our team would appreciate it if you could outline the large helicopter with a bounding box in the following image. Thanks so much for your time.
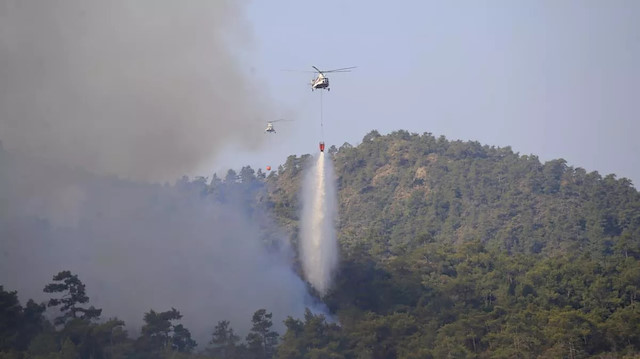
[265,119,293,133]
[310,66,356,91]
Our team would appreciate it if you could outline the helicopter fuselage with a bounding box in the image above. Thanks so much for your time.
[311,75,330,91]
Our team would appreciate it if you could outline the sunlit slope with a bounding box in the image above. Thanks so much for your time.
[267,130,639,259]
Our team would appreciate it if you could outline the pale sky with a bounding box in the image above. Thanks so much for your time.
[207,0,640,187]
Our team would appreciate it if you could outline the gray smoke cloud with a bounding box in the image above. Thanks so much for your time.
[0,150,320,345]
[0,0,322,345]
[0,0,269,181]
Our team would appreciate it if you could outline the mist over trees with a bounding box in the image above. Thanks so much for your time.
[0,271,282,359]
[2,130,640,358]
[0,143,316,348]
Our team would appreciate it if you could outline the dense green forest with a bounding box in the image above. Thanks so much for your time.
[1,131,640,358]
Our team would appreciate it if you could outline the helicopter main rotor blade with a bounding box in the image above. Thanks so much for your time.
[269,119,295,123]
[284,66,357,74]
[322,66,357,73]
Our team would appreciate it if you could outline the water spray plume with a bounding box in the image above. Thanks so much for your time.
[300,152,339,296]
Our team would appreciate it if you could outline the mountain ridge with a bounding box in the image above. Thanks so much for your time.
[266,129,639,260]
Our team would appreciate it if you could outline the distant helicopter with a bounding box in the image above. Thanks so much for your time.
[310,66,356,91]
[265,119,293,133]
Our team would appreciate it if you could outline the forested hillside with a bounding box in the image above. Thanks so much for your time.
[266,130,640,358]
[1,131,640,358]
[270,130,639,258]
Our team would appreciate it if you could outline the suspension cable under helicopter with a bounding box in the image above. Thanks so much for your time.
[320,90,324,141]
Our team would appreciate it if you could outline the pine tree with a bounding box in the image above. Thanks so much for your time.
[43,271,101,325]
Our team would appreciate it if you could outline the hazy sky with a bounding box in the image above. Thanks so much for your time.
[209,0,640,187]
[1,1,638,185]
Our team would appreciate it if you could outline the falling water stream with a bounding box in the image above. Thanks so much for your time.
[300,152,339,296]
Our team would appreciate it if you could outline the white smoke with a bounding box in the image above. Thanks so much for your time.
[0,151,322,346]
[300,152,339,296]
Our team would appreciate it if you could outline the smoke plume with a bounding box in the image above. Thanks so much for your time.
[300,153,339,296]
[0,0,269,181]
[0,150,319,344]
[0,0,322,345]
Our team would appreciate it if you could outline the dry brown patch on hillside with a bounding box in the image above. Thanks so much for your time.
[372,164,396,187]
[414,167,428,181]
